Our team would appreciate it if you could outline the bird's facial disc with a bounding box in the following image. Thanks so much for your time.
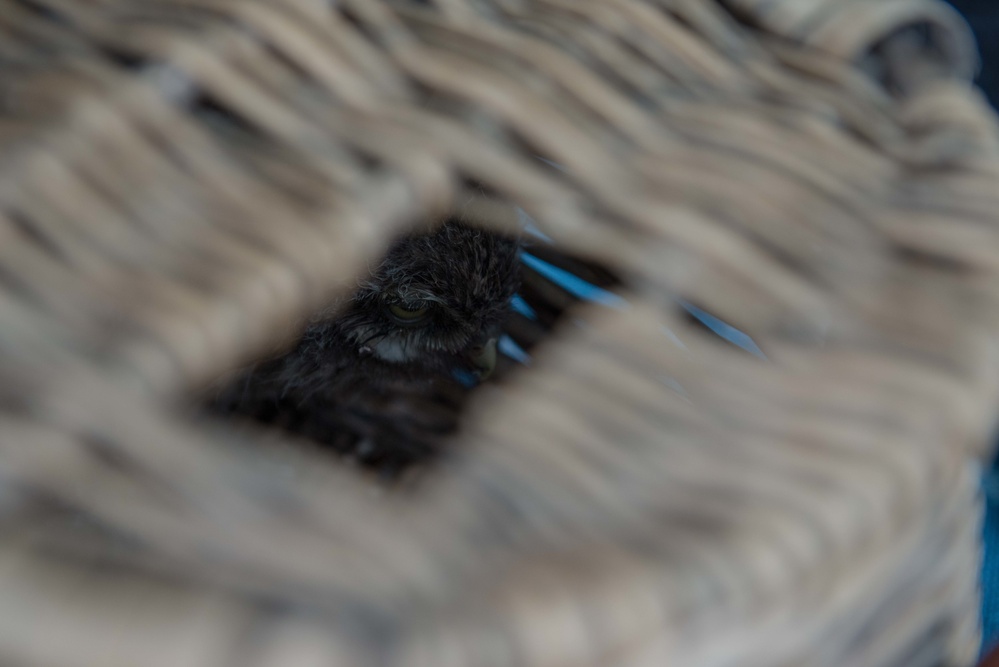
[366,295,498,373]
[347,220,520,374]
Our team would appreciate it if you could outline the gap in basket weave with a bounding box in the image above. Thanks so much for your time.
[193,204,627,485]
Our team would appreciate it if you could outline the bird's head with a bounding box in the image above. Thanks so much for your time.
[335,220,521,381]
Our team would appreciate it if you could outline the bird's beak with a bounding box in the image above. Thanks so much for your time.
[470,338,498,380]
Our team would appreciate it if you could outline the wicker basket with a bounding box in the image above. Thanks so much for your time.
[0,0,996,665]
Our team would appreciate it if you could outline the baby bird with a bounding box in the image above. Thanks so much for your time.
[208,220,521,474]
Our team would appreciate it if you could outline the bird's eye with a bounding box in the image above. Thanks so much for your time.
[386,301,431,325]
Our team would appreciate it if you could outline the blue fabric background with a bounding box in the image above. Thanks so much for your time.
[944,1,999,653]
[985,469,998,652]
[949,0,999,109]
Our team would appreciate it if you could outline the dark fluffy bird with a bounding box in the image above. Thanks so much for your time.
[208,220,521,474]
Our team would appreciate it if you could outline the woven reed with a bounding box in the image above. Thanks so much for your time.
[0,0,997,665]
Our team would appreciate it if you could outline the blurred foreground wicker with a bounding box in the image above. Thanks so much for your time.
[1,0,998,665]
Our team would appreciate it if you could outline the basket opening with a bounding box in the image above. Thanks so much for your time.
[197,217,625,482]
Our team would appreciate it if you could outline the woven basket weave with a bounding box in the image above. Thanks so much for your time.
[0,0,997,665]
